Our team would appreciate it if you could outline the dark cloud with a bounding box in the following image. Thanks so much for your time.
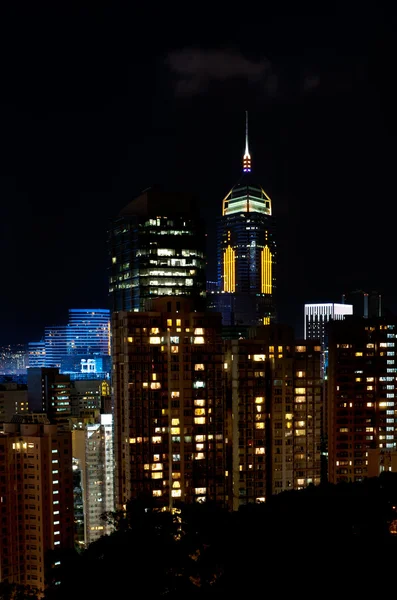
[165,48,277,97]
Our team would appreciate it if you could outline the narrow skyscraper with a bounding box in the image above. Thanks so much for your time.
[213,113,277,326]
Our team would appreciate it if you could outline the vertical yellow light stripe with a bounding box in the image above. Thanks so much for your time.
[261,246,272,294]
[223,246,235,292]
[263,317,270,325]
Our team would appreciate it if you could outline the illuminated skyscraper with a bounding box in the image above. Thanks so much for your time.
[212,113,276,326]
[112,297,226,508]
[0,414,74,592]
[108,186,206,313]
[224,326,322,508]
[328,317,397,484]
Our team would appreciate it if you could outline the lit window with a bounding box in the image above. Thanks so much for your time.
[171,418,180,426]
[194,408,206,416]
[195,364,205,371]
[172,489,182,497]
[255,423,264,429]
[253,354,266,361]
[127,336,133,343]
[194,399,205,406]
[255,397,264,404]
[255,448,265,455]
[150,337,161,344]
[194,337,205,344]
[194,417,206,424]
[167,319,172,327]
[295,346,306,352]
[152,490,162,497]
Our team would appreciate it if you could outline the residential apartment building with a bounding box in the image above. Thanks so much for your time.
[0,414,74,591]
[112,297,225,509]
[328,317,397,483]
[224,325,322,509]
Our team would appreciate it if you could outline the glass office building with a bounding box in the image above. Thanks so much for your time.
[108,186,206,313]
[29,309,111,378]
[212,113,277,326]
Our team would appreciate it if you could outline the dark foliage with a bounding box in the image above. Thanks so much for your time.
[44,474,397,598]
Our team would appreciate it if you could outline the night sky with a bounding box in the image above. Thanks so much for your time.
[0,6,394,345]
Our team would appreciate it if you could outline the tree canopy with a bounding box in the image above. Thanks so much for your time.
[44,474,397,598]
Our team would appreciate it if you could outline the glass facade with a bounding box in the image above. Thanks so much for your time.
[29,309,111,378]
[108,187,206,312]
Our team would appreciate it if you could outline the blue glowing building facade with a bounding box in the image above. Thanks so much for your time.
[28,309,111,379]
[209,113,277,326]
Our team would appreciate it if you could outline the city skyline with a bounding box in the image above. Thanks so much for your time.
[0,7,394,344]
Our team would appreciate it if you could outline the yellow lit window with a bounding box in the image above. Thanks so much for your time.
[152,373,157,381]
[152,490,162,497]
[367,402,373,407]
[127,336,133,343]
[195,487,206,494]
[172,481,181,488]
[295,429,306,436]
[297,420,305,427]
[194,337,205,344]
[355,352,363,357]
[151,327,160,334]
[150,336,161,344]
[296,371,305,378]
[295,346,306,352]
[255,448,265,455]
[195,364,205,371]
[255,397,264,404]
[171,418,180,426]
[194,399,205,406]
[143,382,148,388]
[171,345,179,353]
[171,427,180,435]
[151,473,162,479]
[176,319,181,327]
[255,423,264,429]
[152,436,162,443]
[129,438,136,444]
[194,408,206,415]
[295,388,306,394]
[195,435,205,442]
[194,328,204,335]
[144,464,150,470]
[355,377,362,382]
[195,452,205,460]
[151,382,161,389]
[253,354,266,361]
[194,417,206,424]
[224,362,228,370]
[172,472,181,479]
[167,319,172,327]
[278,346,283,353]
[171,391,180,398]
[314,345,321,351]
[172,489,182,497]
[151,463,163,471]
[367,386,374,391]
[295,396,306,403]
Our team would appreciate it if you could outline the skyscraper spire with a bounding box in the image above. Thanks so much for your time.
[243,110,251,172]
